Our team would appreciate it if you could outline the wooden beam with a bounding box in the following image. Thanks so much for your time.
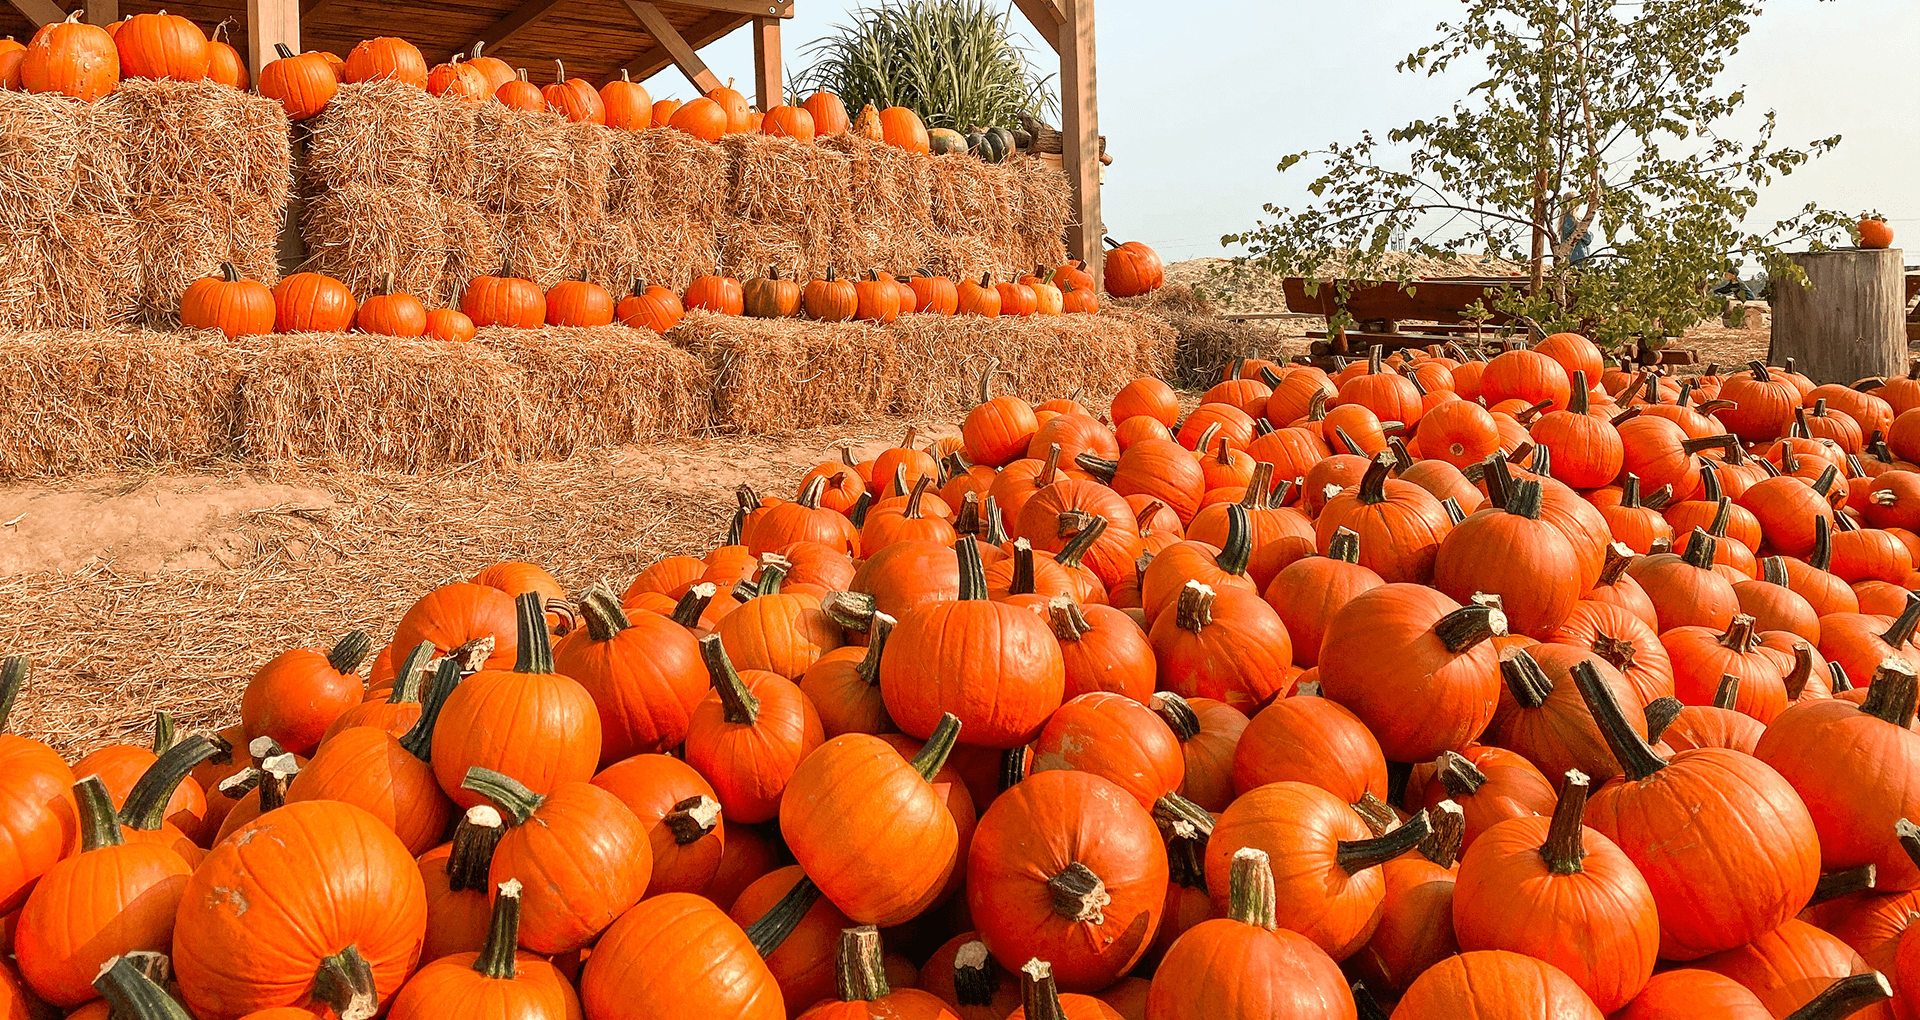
[1011,0,1063,52]
[751,16,780,109]
[299,0,329,20]
[615,0,727,93]
[460,0,570,59]
[245,0,298,82]
[673,0,792,17]
[5,0,67,28]
[85,0,115,28]
[1058,0,1101,291]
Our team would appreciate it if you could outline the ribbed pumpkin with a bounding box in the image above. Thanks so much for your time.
[355,273,428,337]
[684,634,824,823]
[617,278,685,331]
[552,587,706,765]
[542,59,604,123]
[114,11,209,81]
[878,106,930,152]
[601,69,651,129]
[343,36,426,86]
[180,263,275,338]
[803,90,850,134]
[271,271,356,333]
[425,54,489,101]
[579,893,784,1019]
[669,96,729,141]
[1318,583,1505,762]
[204,21,246,88]
[462,261,546,328]
[20,14,119,101]
[544,274,615,327]
[463,40,515,92]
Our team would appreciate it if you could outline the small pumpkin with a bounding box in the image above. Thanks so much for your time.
[427,304,477,342]
[180,262,275,339]
[20,13,119,101]
[686,271,745,315]
[463,40,516,93]
[743,266,803,319]
[343,36,427,87]
[1102,237,1164,297]
[1858,216,1894,250]
[618,278,685,332]
[386,878,580,1020]
[601,69,652,129]
[763,99,816,141]
[804,266,858,321]
[545,273,615,327]
[879,105,930,153]
[494,68,543,112]
[355,273,427,337]
[543,59,605,124]
[928,127,968,154]
[851,102,884,141]
[803,91,850,135]
[272,271,357,333]
[425,54,489,102]
[855,269,902,323]
[670,96,729,142]
[463,260,546,329]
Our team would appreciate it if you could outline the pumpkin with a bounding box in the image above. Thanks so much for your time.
[1858,216,1895,250]
[544,274,615,327]
[1262,526,1385,667]
[114,10,208,82]
[1231,687,1387,810]
[686,271,745,315]
[463,40,515,93]
[743,266,802,318]
[956,271,1002,316]
[393,580,518,670]
[1393,951,1605,1019]
[1433,478,1580,639]
[800,91,849,134]
[601,69,652,129]
[1046,597,1155,702]
[684,634,824,823]
[425,54,489,102]
[967,769,1167,991]
[907,270,960,316]
[1568,657,1821,959]
[1147,581,1294,712]
[543,59,604,123]
[173,800,428,1020]
[387,878,580,1020]
[591,754,725,897]
[494,68,543,112]
[1102,238,1164,297]
[851,102,884,140]
[1624,528,1741,633]
[20,13,118,101]
[1350,801,1465,997]
[1614,969,1773,1020]
[460,766,650,954]
[256,42,336,118]
[343,36,427,86]
[0,36,26,90]
[1318,583,1505,762]
[463,260,546,328]
[703,77,751,132]
[271,271,356,333]
[355,273,428,337]
[763,100,816,141]
[552,587,706,764]
[1316,452,1453,584]
[1146,847,1355,1019]
[13,776,189,1008]
[669,96,729,141]
[716,561,843,677]
[928,126,967,154]
[430,593,603,809]
[650,97,682,127]
[879,105,930,152]
[180,262,275,338]
[240,628,371,757]
[855,269,902,323]
[578,892,784,1020]
[617,278,685,332]
[1694,920,1894,1019]
[426,304,476,342]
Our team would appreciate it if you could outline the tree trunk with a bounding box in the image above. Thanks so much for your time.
[1770,248,1907,384]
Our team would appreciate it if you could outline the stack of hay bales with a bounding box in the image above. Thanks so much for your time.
[0,91,135,331]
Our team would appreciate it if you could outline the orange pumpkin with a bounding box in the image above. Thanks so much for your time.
[878,105,930,152]
[343,36,427,87]
[20,13,119,101]
[258,42,335,118]
[463,41,516,94]
[494,69,544,112]
[601,69,652,129]
[355,273,428,337]
[803,91,850,135]
[271,271,357,333]
[669,96,729,141]
[650,97,682,127]
[425,54,489,102]
[762,101,815,141]
[545,275,615,327]
[1102,237,1164,297]
[618,278,685,332]
[686,272,745,315]
[114,10,209,82]
[543,59,605,124]
[180,262,275,339]
[427,305,477,342]
[706,78,753,132]
[463,261,546,328]
[0,36,27,90]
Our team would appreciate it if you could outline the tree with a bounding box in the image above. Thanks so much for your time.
[1224,0,1851,349]
[792,0,1055,132]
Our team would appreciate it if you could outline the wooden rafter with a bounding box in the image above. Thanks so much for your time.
[461,0,572,58]
[613,0,731,92]
[1011,0,1063,51]
[673,0,792,16]
[5,0,67,28]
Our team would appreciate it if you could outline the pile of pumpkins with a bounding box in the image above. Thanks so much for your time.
[0,10,249,100]
[174,251,1149,340]
[23,329,1920,1018]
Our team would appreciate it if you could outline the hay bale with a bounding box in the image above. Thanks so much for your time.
[642,128,727,222]
[430,100,485,201]
[1108,282,1214,316]
[927,155,1015,237]
[724,133,851,225]
[300,186,447,299]
[560,121,612,225]
[481,325,714,449]
[471,104,570,213]
[1011,155,1071,241]
[828,219,925,279]
[497,209,572,290]
[102,80,290,210]
[716,221,830,281]
[0,328,247,479]
[439,198,503,305]
[882,310,1173,412]
[1161,312,1300,385]
[921,234,995,281]
[0,91,92,227]
[579,217,646,297]
[134,196,283,326]
[0,214,141,332]
[606,129,652,216]
[303,80,439,191]
[667,311,899,429]
[629,215,718,291]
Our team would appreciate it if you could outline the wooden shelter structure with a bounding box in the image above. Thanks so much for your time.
[0,0,1104,282]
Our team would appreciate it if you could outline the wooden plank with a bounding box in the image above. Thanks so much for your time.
[461,0,571,57]
[1771,247,1907,383]
[1010,0,1062,51]
[299,0,327,19]
[610,1,731,90]
[246,0,298,81]
[85,0,115,28]
[1280,277,1523,325]
[669,0,791,16]
[750,15,779,109]
[1220,312,1322,322]
[1057,0,1101,292]
[5,0,67,28]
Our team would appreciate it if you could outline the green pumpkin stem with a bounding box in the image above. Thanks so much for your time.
[1217,503,1253,576]
[312,945,379,1020]
[123,734,229,831]
[1054,515,1107,571]
[1325,527,1361,564]
[446,805,506,892]
[274,43,296,59]
[699,634,760,724]
[957,537,989,601]
[1881,593,1920,649]
[1008,539,1038,595]
[1500,647,1553,710]
[145,710,176,755]
[1643,697,1684,743]
[1713,673,1742,711]
[1782,974,1893,1020]
[909,712,963,781]
[1858,661,1919,729]
[1335,809,1431,874]
[1151,792,1215,842]
[853,611,895,686]
[398,658,464,762]
[1540,769,1591,875]
[1150,691,1200,742]
[579,587,633,643]
[75,775,125,852]
[475,879,524,980]
[461,766,545,826]
[1567,371,1590,414]
[1000,747,1028,791]
[746,876,822,956]
[662,795,722,846]
[93,955,193,1020]
[833,926,891,1002]
[389,641,436,705]
[1807,864,1878,907]
[758,559,789,596]
[1225,847,1277,930]
[511,592,553,674]
[327,630,375,675]
[672,583,718,628]
[1017,959,1069,1020]
[1434,603,1508,653]
[1571,658,1669,781]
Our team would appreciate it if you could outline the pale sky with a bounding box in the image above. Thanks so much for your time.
[652,1,1920,262]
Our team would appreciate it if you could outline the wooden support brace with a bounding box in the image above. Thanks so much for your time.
[673,0,792,15]
[751,16,780,109]
[6,0,68,28]
[618,0,724,93]
[246,0,299,82]
[461,0,570,58]
[1011,0,1063,51]
[1058,0,1101,291]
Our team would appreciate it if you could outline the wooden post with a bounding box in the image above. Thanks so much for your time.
[751,16,781,110]
[246,0,299,83]
[86,0,117,28]
[1770,248,1907,384]
[1058,0,1101,292]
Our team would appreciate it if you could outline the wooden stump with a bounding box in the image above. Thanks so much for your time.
[1770,248,1906,384]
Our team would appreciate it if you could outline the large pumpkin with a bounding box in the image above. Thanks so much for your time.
[553,587,707,765]
[1392,951,1604,1018]
[1318,583,1505,762]
[463,261,546,329]
[180,263,275,339]
[385,877,580,1020]
[258,44,336,119]
[343,36,426,86]
[579,892,784,1019]
[20,13,118,101]
[1102,238,1163,297]
[114,11,209,81]
[272,271,356,333]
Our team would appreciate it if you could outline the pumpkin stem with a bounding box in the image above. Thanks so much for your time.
[746,876,822,956]
[981,496,1010,546]
[1784,643,1816,701]
[846,611,894,687]
[510,592,553,674]
[93,956,191,1020]
[1017,959,1070,1020]
[1858,660,1919,729]
[830,925,891,1002]
[1174,581,1215,633]
[0,654,27,733]
[1072,452,1118,482]
[1335,809,1431,874]
[475,879,524,980]
[388,641,436,705]
[1000,747,1029,791]
[1054,516,1106,571]
[1046,596,1092,642]
[1831,661,1855,693]
[1440,497,1465,525]
[1782,974,1893,1020]
[74,775,125,852]
[1385,437,1415,475]
[1151,793,1215,842]
[1037,443,1062,488]
[1593,542,1635,588]
[671,583,718,628]
[1539,769,1591,875]
[1350,790,1398,836]
[1566,370,1590,414]
[143,710,175,755]
[1225,847,1278,930]
[1807,864,1878,907]
[1620,474,1645,509]
[956,537,989,601]
[1046,861,1109,923]
[1809,516,1833,571]
[1712,673,1741,711]
[1434,750,1486,799]
[1321,526,1362,565]
[698,634,760,725]
[327,629,374,675]
[1420,800,1466,869]
[312,945,379,1020]
[1500,647,1553,710]
[445,805,506,891]
[1502,477,1545,520]
[1718,614,1759,652]
[821,590,876,634]
[1193,422,1222,455]
[122,734,228,832]
[1571,658,1669,781]
[1698,461,1725,503]
[578,587,633,643]
[257,753,298,811]
[1150,691,1200,741]
[910,713,963,781]
[1680,527,1718,570]
[1433,603,1507,653]
[951,941,1004,1007]
[1643,697,1684,743]
[219,262,241,284]
[757,559,789,596]
[1215,504,1253,576]
[461,766,546,826]
[1758,554,1790,587]
[662,795,721,846]
[274,42,296,59]
[397,659,463,762]
[1881,593,1920,648]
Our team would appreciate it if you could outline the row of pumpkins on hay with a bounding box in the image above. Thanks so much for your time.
[174,247,1166,340]
[10,329,1920,1019]
[0,14,1024,158]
